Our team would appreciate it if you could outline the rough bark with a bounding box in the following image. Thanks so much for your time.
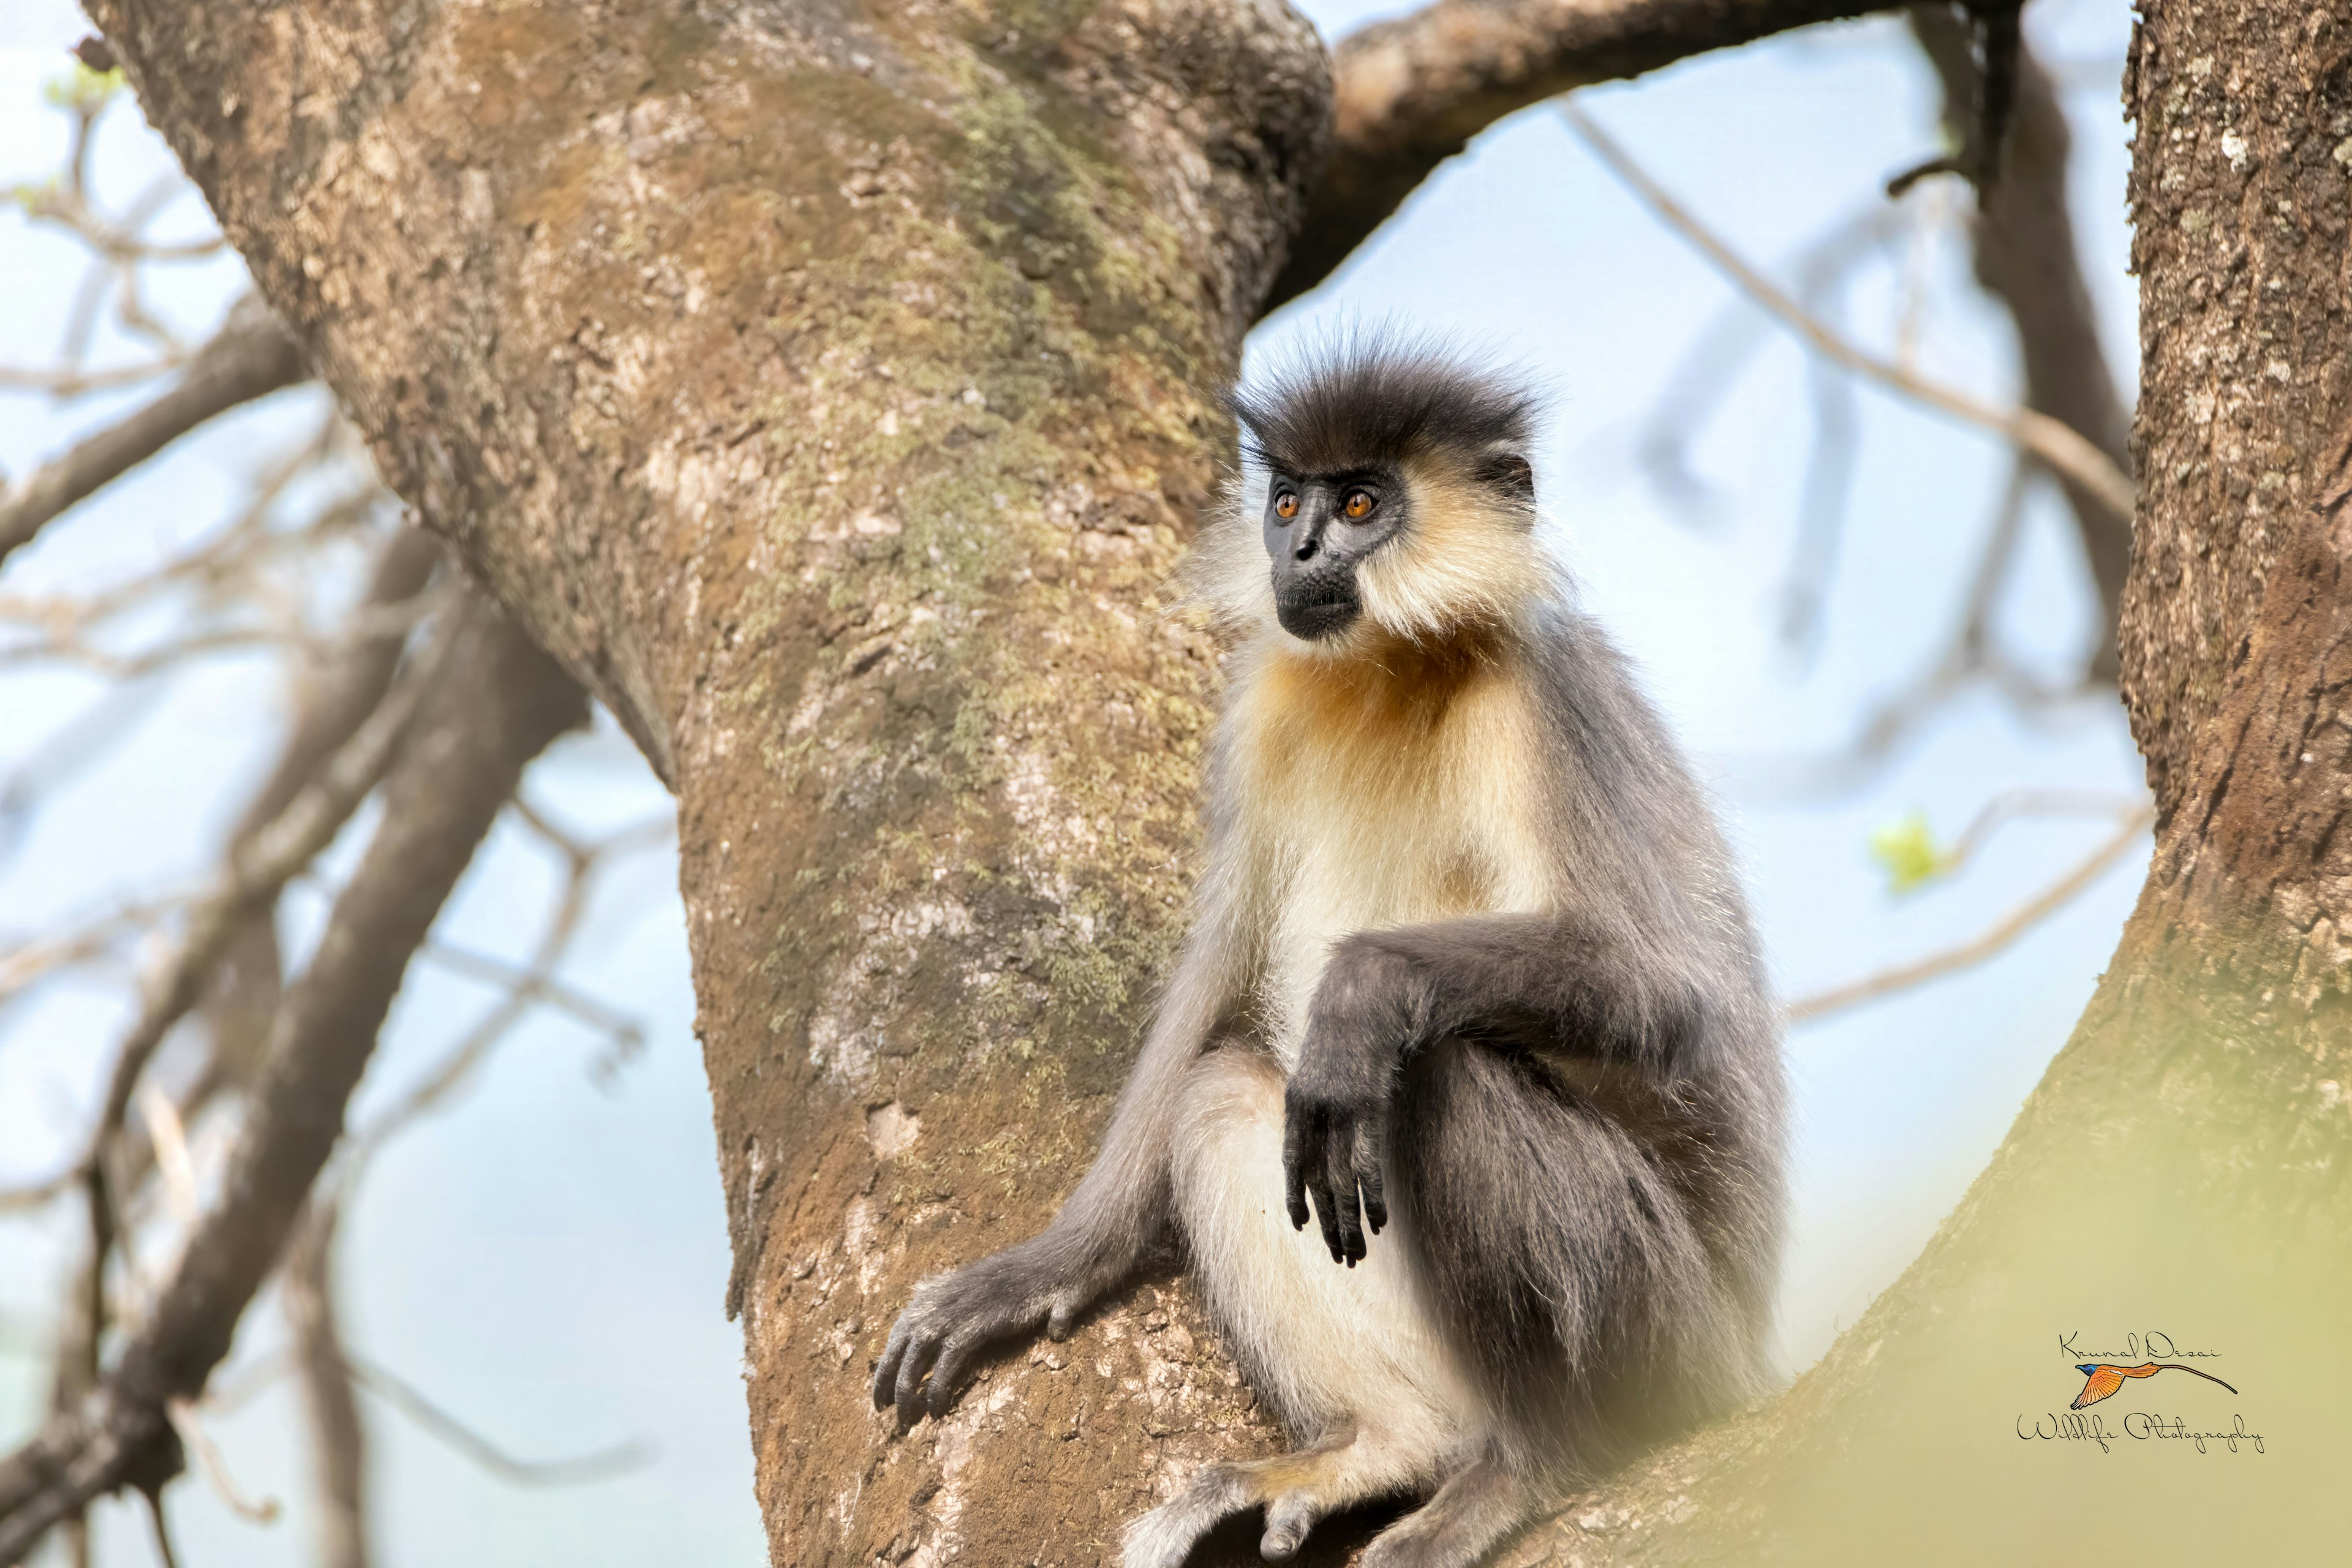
[73,0,2352,1564]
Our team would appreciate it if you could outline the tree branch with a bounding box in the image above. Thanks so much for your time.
[0,295,306,570]
[346,1359,646,1487]
[285,1200,369,1568]
[0,594,584,1562]
[1907,4,2133,681]
[1785,804,2154,1022]
[1265,0,1876,307]
[1564,104,2137,521]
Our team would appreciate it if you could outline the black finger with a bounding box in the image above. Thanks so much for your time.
[1325,1124,1364,1265]
[1304,1153,1343,1264]
[894,1322,943,1427]
[925,1325,989,1417]
[1281,1104,1316,1231]
[873,1314,914,1411]
[1354,1120,1389,1237]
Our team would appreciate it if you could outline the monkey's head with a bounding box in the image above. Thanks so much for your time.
[1201,339,1553,651]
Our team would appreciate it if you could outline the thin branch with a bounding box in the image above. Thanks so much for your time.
[417,940,646,1053]
[1933,787,2147,876]
[135,1087,200,1227]
[356,807,671,1153]
[1634,198,1913,524]
[0,594,584,1561]
[78,616,444,1216]
[1268,0,1874,307]
[285,1200,369,1568]
[1718,456,2114,801]
[0,357,188,396]
[0,296,307,570]
[1561,103,2136,526]
[348,1358,649,1487]
[1785,805,2154,1022]
[143,1489,183,1568]
[164,1399,280,1523]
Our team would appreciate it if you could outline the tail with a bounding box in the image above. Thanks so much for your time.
[1388,1038,1758,1479]
[2152,1363,2239,1396]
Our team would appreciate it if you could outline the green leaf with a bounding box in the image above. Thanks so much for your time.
[1869,811,1954,895]
[41,62,123,116]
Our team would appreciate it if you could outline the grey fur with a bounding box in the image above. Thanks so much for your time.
[875,343,1785,1566]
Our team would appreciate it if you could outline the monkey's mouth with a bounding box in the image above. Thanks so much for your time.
[1274,577,1362,641]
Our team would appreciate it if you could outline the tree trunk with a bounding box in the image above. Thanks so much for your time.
[86,1,1325,1561]
[83,0,2352,1563]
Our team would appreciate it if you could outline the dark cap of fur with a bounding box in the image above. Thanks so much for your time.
[1226,339,1539,476]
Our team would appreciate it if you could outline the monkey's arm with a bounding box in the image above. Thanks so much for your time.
[870,888,1251,1424]
[1282,911,1731,1264]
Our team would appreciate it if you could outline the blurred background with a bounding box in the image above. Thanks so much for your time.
[0,0,2145,1561]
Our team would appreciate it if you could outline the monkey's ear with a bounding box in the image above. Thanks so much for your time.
[1476,450,1535,502]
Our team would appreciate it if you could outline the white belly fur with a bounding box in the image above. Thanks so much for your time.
[1172,1048,1487,1457]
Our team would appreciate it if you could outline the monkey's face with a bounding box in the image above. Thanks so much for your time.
[1261,467,1408,641]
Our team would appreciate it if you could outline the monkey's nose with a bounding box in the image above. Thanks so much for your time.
[1292,535,1320,562]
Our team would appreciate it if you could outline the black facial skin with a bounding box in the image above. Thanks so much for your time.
[1262,466,1408,641]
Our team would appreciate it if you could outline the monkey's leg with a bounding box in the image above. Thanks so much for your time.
[1121,1430,1423,1568]
[1142,1048,1485,1564]
[1354,1449,1528,1568]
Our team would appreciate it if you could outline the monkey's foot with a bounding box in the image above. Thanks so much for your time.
[1123,1438,1424,1568]
[1356,1454,1527,1568]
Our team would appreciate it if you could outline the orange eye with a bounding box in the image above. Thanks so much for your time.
[1273,492,1298,519]
[1343,490,1374,520]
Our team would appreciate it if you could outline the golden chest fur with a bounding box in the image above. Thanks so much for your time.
[1226,633,1557,1067]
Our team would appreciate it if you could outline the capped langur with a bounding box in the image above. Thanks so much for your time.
[873,339,1785,1568]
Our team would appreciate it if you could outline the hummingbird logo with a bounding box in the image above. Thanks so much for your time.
[2070,1362,2238,1410]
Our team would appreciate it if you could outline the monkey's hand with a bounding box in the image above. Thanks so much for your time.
[1281,1066,1392,1267]
[871,1230,1115,1426]
[1286,944,1415,1267]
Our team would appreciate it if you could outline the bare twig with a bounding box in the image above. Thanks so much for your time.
[1270,0,1875,307]
[77,613,445,1218]
[0,296,307,569]
[1635,198,1913,524]
[135,1087,200,1227]
[0,594,584,1561]
[418,940,646,1053]
[164,1398,280,1523]
[358,808,671,1152]
[0,356,189,396]
[1785,805,2154,1022]
[285,1200,369,1568]
[1562,103,2136,526]
[143,1489,183,1568]
[1720,456,2113,799]
[1931,787,2147,878]
[348,1358,648,1487]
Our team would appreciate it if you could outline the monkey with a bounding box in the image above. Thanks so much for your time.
[873,337,1785,1568]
